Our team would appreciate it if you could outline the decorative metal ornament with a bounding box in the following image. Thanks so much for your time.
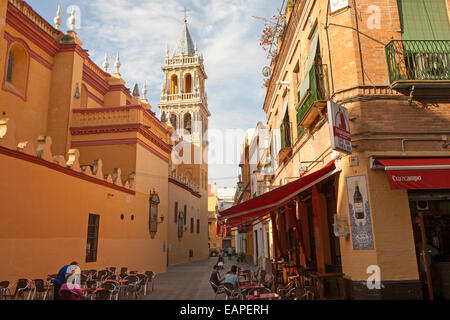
[149,190,160,238]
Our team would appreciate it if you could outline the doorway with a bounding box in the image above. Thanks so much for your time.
[409,190,450,300]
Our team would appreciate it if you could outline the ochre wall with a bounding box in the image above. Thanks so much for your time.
[167,182,208,266]
[0,150,167,281]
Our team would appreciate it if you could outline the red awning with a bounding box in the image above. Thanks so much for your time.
[219,160,337,228]
[377,158,450,190]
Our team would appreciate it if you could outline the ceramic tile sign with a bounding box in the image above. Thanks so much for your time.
[346,175,374,250]
[330,0,349,13]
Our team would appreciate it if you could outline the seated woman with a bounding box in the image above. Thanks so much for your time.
[224,265,239,289]
[60,276,87,300]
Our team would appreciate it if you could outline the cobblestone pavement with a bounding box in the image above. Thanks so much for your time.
[143,256,255,300]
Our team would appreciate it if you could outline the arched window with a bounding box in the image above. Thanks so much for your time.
[6,52,13,83]
[184,113,192,134]
[5,42,29,98]
[171,74,178,94]
[184,74,192,93]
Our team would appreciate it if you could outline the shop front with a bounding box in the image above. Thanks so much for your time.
[372,157,450,300]
[218,160,347,299]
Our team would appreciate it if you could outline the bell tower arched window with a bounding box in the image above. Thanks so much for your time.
[171,74,178,94]
[184,74,192,93]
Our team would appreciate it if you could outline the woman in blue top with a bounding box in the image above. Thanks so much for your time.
[53,261,78,300]
[224,265,239,289]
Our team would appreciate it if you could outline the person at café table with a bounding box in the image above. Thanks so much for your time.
[60,275,87,300]
[53,261,79,300]
[210,265,224,292]
[224,265,239,289]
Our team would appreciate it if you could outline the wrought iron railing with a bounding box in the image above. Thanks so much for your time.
[296,64,329,137]
[385,40,450,83]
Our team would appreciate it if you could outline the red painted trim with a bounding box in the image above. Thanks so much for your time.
[82,65,109,95]
[136,139,170,164]
[0,145,135,195]
[110,84,132,98]
[169,177,201,198]
[87,90,105,106]
[4,31,53,70]
[6,2,60,57]
[59,43,89,59]
[2,34,31,102]
[70,123,172,154]
[71,137,170,164]
[71,138,138,147]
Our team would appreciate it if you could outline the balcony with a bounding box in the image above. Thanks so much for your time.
[296,64,330,136]
[279,121,292,163]
[385,40,450,95]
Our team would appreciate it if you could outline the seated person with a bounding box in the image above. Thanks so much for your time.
[60,276,88,300]
[224,265,239,289]
[210,265,223,292]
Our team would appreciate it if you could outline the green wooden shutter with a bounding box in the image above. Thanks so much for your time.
[397,0,450,40]
[280,123,285,149]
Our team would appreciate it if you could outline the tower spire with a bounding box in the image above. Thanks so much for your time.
[114,52,121,74]
[102,53,109,73]
[173,13,195,57]
[68,6,76,31]
[54,5,62,30]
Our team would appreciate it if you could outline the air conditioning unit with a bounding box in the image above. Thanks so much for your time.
[416,200,430,211]
[414,53,449,80]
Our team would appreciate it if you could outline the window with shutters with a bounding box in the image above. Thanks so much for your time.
[397,0,450,40]
[86,214,100,263]
[191,217,194,233]
[174,202,178,223]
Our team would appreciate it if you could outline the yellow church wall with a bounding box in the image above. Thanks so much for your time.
[167,181,208,266]
[0,25,54,145]
[0,147,167,281]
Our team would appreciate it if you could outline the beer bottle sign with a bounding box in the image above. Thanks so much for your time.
[353,182,365,222]
[346,175,374,250]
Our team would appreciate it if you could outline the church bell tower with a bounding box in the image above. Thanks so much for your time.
[158,15,210,193]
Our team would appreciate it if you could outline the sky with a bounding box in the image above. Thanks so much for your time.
[26,0,281,188]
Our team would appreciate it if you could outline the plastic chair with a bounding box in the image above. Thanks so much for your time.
[101,282,119,300]
[12,279,32,300]
[145,271,156,292]
[119,267,128,279]
[223,282,241,300]
[0,281,12,300]
[124,276,140,300]
[209,281,226,300]
[31,279,51,300]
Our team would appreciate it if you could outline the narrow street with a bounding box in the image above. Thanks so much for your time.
[144,257,254,300]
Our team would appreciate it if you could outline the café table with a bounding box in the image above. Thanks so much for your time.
[246,293,281,300]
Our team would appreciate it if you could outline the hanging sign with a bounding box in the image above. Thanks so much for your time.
[327,101,352,154]
[330,0,349,13]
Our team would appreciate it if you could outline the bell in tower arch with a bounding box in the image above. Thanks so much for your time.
[184,113,192,135]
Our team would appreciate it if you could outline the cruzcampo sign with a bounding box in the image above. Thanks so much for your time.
[327,101,352,154]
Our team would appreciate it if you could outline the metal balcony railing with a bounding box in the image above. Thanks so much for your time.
[385,40,450,83]
[296,64,329,137]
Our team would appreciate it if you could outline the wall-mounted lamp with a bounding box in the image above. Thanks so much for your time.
[74,83,80,100]
[158,216,165,224]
